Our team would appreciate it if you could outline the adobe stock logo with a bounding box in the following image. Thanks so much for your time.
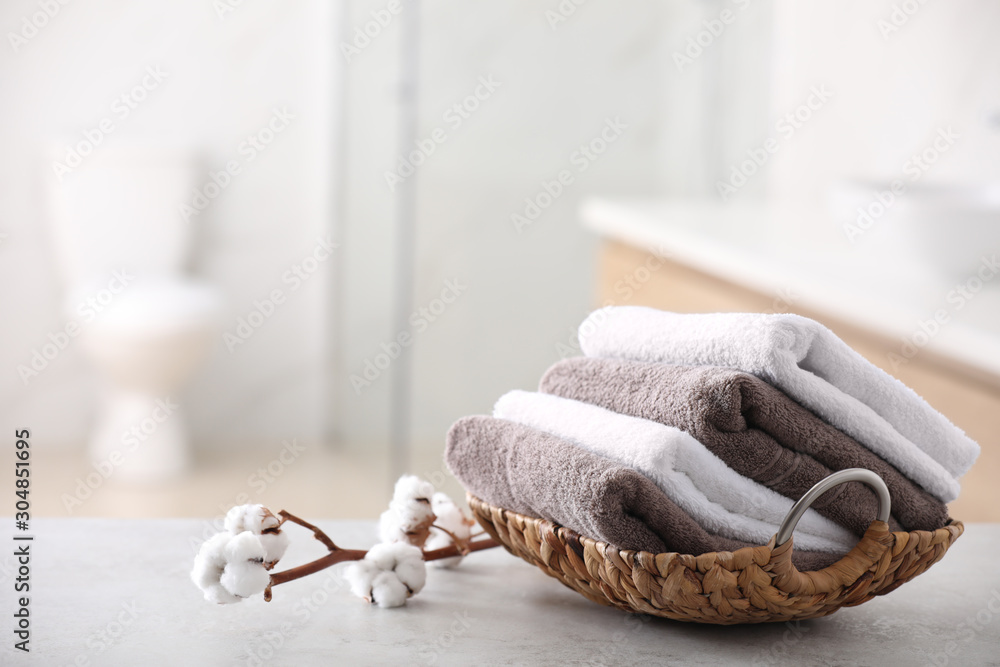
[511,116,628,233]
[17,270,135,385]
[716,85,833,202]
[544,0,588,31]
[52,66,169,181]
[7,0,73,53]
[61,397,179,513]
[672,0,754,73]
[842,126,959,243]
[887,254,1000,370]
[384,76,502,192]
[350,279,468,394]
[180,108,295,222]
[877,0,931,40]
[339,0,407,64]
[223,236,338,352]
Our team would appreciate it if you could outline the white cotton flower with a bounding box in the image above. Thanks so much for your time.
[226,529,267,561]
[424,493,475,568]
[219,532,270,598]
[223,504,289,566]
[344,542,426,608]
[378,507,406,544]
[256,531,290,568]
[191,533,241,605]
[366,542,427,594]
[369,542,427,595]
[392,475,435,505]
[191,531,271,604]
[389,549,428,592]
[225,504,279,534]
[344,559,378,599]
[378,476,437,547]
[370,571,409,608]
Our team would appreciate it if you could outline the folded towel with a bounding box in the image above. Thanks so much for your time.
[493,389,856,553]
[578,307,978,502]
[540,358,952,536]
[445,415,841,571]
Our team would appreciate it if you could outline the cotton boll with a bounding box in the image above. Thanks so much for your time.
[431,493,473,534]
[391,503,435,546]
[192,532,244,605]
[392,475,434,505]
[191,555,221,592]
[365,542,420,571]
[203,584,243,605]
[378,507,407,544]
[347,542,426,607]
[384,476,437,545]
[344,560,379,601]
[367,542,425,595]
[379,504,435,548]
[224,504,262,533]
[224,505,288,567]
[364,542,400,571]
[211,532,269,599]
[389,541,425,565]
[192,536,227,578]
[258,530,290,566]
[191,533,230,588]
[221,559,271,599]
[226,531,267,562]
[425,493,475,568]
[192,532,271,604]
[424,531,461,568]
[370,571,409,608]
[225,504,280,535]
[392,553,426,595]
[378,507,433,547]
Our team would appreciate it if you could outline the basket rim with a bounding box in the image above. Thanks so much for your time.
[467,493,964,597]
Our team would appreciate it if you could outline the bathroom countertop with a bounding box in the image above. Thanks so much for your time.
[5,518,999,666]
[580,198,1000,384]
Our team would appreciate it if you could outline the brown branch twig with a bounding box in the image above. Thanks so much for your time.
[421,536,498,561]
[266,547,369,599]
[264,513,500,601]
[430,523,470,554]
[277,510,337,551]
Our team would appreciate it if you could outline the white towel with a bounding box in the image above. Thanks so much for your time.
[578,306,978,502]
[494,390,857,553]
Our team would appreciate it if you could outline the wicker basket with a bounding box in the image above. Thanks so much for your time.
[468,469,963,624]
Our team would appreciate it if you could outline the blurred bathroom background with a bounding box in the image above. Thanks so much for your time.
[1,0,998,521]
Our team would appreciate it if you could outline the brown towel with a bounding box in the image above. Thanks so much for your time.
[445,415,841,571]
[540,358,950,536]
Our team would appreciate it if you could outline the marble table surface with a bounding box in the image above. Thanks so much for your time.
[3,519,999,666]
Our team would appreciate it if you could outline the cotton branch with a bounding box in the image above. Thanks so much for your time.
[263,511,498,601]
[276,510,337,550]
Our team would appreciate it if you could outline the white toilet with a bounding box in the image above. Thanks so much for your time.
[50,143,220,481]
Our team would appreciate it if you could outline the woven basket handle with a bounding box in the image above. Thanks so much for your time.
[775,468,891,547]
[768,469,894,596]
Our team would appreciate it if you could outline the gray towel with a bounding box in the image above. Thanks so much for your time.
[577,306,976,501]
[445,415,842,571]
[540,358,951,536]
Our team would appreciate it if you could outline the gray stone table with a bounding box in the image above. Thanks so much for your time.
[2,519,999,666]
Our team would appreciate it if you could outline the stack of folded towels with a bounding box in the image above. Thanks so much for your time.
[445,307,980,571]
